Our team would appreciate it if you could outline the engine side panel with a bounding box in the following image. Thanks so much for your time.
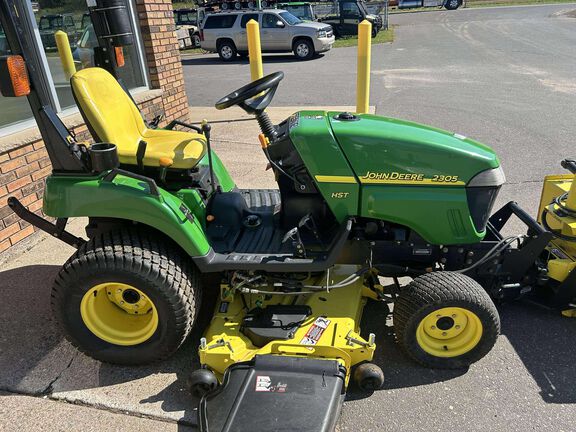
[288,111,359,222]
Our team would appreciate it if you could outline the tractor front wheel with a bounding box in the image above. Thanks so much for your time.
[51,229,201,365]
[393,272,499,369]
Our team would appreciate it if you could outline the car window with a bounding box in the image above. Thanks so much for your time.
[204,14,238,29]
[79,25,98,49]
[342,2,361,17]
[65,16,74,27]
[39,17,49,30]
[262,14,280,29]
[279,11,302,25]
[240,13,259,28]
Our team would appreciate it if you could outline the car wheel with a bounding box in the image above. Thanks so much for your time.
[293,39,314,60]
[218,40,237,61]
[192,33,201,48]
[444,0,461,10]
[371,26,379,38]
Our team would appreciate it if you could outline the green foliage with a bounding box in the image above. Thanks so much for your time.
[333,27,394,48]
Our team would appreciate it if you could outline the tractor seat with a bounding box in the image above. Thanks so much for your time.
[71,68,206,169]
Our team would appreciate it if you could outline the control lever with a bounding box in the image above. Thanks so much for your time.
[149,114,164,129]
[282,227,306,258]
[136,140,147,173]
[159,157,173,184]
[299,213,323,246]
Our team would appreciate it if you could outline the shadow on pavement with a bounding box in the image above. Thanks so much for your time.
[1,263,574,430]
[181,53,325,67]
[499,302,576,404]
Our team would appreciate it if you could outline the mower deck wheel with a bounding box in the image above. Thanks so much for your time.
[354,362,384,392]
[187,369,219,398]
[393,272,500,369]
[51,229,201,365]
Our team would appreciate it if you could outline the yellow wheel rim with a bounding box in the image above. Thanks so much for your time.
[416,307,483,358]
[80,283,158,346]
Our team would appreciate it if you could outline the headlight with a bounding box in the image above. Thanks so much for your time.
[318,29,327,38]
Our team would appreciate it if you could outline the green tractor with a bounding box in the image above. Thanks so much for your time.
[2,1,575,431]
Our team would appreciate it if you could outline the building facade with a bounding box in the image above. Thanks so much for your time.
[0,0,189,255]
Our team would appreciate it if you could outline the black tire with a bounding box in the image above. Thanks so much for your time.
[354,363,384,392]
[293,38,315,60]
[217,39,237,61]
[192,33,201,48]
[444,0,461,10]
[51,229,201,365]
[393,272,499,369]
[371,26,379,38]
[187,369,219,398]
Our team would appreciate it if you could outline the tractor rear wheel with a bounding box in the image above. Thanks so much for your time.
[393,272,499,369]
[51,229,201,365]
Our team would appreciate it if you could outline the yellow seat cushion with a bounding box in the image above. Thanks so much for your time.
[71,68,206,169]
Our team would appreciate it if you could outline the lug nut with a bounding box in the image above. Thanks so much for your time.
[455,325,461,329]
[442,332,447,336]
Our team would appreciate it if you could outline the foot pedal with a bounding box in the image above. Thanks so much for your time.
[198,356,345,432]
[282,227,306,258]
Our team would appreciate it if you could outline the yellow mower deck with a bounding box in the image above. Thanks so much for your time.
[199,265,377,385]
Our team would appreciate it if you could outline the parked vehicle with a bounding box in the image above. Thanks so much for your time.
[200,9,334,61]
[278,2,316,21]
[38,14,77,49]
[174,8,201,48]
[73,24,97,70]
[31,1,39,13]
[398,0,462,10]
[318,0,381,38]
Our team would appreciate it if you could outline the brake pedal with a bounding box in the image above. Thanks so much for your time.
[282,227,306,258]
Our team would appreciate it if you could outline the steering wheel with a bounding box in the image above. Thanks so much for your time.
[215,71,284,115]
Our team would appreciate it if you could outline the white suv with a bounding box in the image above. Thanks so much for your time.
[200,9,334,61]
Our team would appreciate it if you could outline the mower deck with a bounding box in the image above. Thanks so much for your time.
[199,265,376,383]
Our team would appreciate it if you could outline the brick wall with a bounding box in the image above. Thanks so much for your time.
[135,0,190,123]
[0,92,164,255]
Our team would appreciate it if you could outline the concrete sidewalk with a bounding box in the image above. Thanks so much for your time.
[0,106,367,431]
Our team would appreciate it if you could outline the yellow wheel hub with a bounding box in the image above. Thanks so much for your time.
[80,283,158,346]
[416,307,483,357]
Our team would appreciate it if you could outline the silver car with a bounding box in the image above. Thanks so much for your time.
[200,9,334,61]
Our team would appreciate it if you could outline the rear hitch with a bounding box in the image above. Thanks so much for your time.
[7,197,85,248]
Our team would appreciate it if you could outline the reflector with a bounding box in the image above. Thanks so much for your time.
[115,47,125,68]
[0,55,31,97]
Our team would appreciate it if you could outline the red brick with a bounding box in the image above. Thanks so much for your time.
[32,166,51,181]
[0,190,21,207]
[0,153,9,164]
[8,144,34,159]
[9,225,35,245]
[0,185,6,198]
[28,200,43,212]
[25,148,48,163]
[2,212,19,227]
[16,161,40,178]
[0,222,20,242]
[33,141,45,150]
[0,156,26,174]
[0,238,10,253]
[6,176,32,193]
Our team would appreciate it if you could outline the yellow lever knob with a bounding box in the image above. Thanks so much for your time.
[159,157,173,168]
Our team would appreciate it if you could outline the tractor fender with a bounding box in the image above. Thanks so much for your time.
[42,173,210,257]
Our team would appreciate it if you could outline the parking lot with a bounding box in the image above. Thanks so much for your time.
[2,3,576,431]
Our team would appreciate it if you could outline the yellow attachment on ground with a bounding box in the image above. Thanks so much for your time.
[246,19,263,81]
[356,20,372,114]
[416,307,483,358]
[55,30,76,80]
[538,174,576,279]
[80,282,158,346]
[71,68,206,169]
[199,266,376,385]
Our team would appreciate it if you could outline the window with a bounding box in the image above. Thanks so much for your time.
[262,13,281,28]
[279,11,301,25]
[204,14,237,29]
[240,14,259,28]
[175,11,197,26]
[0,0,147,134]
[342,2,361,17]
[0,21,33,129]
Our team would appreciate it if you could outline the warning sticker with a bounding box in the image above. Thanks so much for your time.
[299,317,331,345]
[255,375,288,393]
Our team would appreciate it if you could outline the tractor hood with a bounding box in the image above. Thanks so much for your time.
[328,112,501,186]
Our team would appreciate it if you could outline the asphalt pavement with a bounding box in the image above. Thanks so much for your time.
[2,3,576,431]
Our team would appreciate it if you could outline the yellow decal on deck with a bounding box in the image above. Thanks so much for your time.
[360,171,465,186]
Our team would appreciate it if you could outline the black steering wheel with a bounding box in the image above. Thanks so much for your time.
[215,71,284,115]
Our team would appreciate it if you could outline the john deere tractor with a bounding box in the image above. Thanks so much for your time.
[1,1,574,431]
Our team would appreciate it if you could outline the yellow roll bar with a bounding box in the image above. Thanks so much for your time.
[246,19,263,81]
[356,20,372,114]
[55,30,76,81]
